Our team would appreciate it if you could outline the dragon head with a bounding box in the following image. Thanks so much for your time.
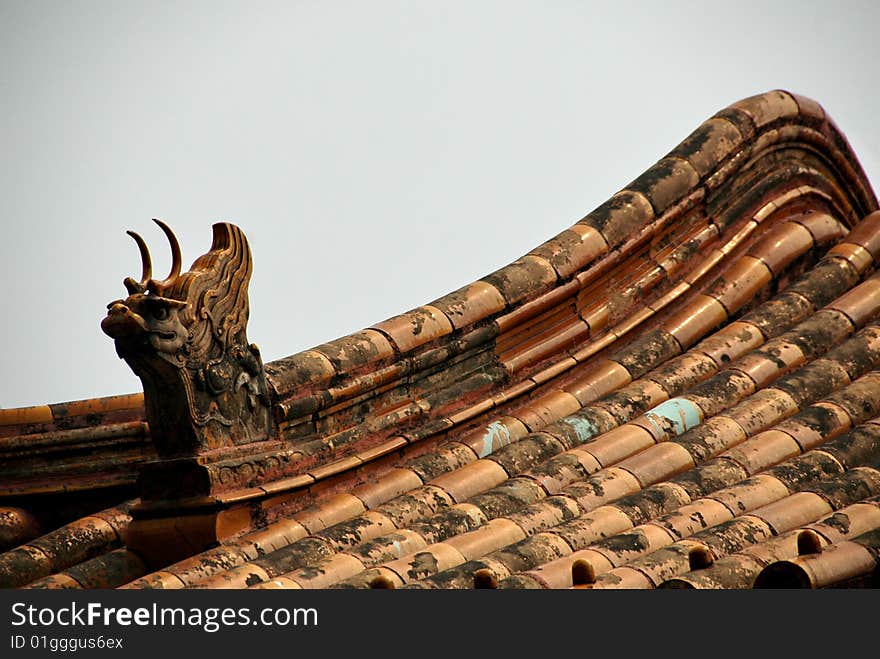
[102,220,273,457]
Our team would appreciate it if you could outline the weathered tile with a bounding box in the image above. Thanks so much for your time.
[750,491,833,534]
[371,305,453,354]
[429,281,507,330]
[662,294,728,349]
[430,459,509,502]
[616,443,695,487]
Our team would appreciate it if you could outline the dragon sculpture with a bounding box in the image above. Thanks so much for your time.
[101,220,273,458]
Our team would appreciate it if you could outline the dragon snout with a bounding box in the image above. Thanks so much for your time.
[101,302,148,338]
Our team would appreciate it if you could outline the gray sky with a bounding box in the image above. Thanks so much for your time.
[2,1,878,408]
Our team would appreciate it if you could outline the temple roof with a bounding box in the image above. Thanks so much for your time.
[2,90,880,590]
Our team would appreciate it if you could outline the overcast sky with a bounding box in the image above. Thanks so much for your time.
[1,1,878,409]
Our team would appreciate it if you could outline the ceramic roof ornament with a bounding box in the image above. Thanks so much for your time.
[102,220,273,460]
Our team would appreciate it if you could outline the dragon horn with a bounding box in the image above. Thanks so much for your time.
[126,230,153,285]
[151,218,182,289]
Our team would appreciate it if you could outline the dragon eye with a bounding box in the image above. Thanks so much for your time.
[153,306,169,320]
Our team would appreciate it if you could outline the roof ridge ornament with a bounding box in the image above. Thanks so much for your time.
[102,221,274,463]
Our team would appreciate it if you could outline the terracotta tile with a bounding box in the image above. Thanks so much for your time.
[581,424,655,467]
[611,482,693,526]
[646,281,691,315]
[198,563,273,589]
[747,221,814,276]
[826,242,874,275]
[118,570,185,589]
[590,523,677,568]
[318,510,398,552]
[598,381,669,423]
[524,448,602,494]
[722,429,802,475]
[458,416,530,459]
[359,567,406,589]
[530,357,578,386]
[489,531,574,576]
[259,473,315,496]
[313,329,395,374]
[481,255,558,307]
[722,388,799,436]
[818,422,880,470]
[659,553,766,589]
[430,459,509,503]
[693,320,766,368]
[252,577,303,589]
[646,352,717,398]
[826,276,880,327]
[708,474,791,516]
[354,436,409,464]
[490,379,535,406]
[571,330,620,362]
[26,573,83,590]
[580,302,611,334]
[662,294,728,349]
[285,552,366,589]
[506,496,582,536]
[731,90,799,128]
[247,519,310,553]
[351,468,423,509]
[613,306,656,339]
[616,443,696,487]
[784,259,860,310]
[564,467,643,511]
[375,485,455,527]
[28,516,117,568]
[429,280,507,330]
[370,305,453,354]
[529,225,608,279]
[563,359,632,406]
[381,541,467,584]
[294,493,366,534]
[0,404,54,427]
[564,548,617,583]
[627,157,700,216]
[622,539,713,587]
[731,345,805,389]
[678,416,748,463]
[488,433,567,477]
[353,528,430,564]
[707,256,773,315]
[446,397,496,426]
[737,293,813,344]
[514,391,582,432]
[792,210,843,244]
[774,402,851,452]
[502,319,590,374]
[579,189,654,248]
[803,501,880,545]
[669,116,743,178]
[551,506,634,551]
[264,350,336,398]
[654,498,734,539]
[406,442,477,482]
[750,491,834,534]
[682,370,756,417]
[754,540,876,588]
[788,92,825,122]
[683,247,725,287]
[443,517,527,561]
[58,392,143,417]
[836,211,880,259]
